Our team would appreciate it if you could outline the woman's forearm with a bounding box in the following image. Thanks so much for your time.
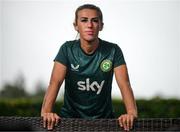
[41,83,60,115]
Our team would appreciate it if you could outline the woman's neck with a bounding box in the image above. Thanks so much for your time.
[80,38,99,55]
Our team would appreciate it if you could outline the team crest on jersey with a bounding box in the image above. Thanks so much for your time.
[100,59,112,72]
[71,64,80,71]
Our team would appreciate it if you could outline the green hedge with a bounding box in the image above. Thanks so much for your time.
[113,98,180,118]
[0,98,180,118]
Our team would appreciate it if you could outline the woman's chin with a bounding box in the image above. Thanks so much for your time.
[83,36,97,42]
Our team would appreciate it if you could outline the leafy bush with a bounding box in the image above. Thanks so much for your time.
[0,98,180,118]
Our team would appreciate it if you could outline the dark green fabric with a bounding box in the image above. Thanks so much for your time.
[54,38,126,119]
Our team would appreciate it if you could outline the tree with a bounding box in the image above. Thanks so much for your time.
[0,73,29,98]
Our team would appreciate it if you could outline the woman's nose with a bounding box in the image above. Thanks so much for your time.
[87,21,93,28]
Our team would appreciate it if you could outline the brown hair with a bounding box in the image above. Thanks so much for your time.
[74,4,103,24]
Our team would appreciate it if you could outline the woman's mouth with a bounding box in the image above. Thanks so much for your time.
[85,31,94,35]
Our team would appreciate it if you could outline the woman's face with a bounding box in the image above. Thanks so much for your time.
[75,9,103,42]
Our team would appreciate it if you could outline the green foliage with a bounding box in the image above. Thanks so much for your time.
[0,84,29,98]
[0,98,42,116]
[0,73,46,99]
[136,98,180,118]
[0,98,180,118]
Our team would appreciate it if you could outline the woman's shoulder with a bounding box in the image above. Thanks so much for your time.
[63,40,79,45]
[60,40,80,49]
[100,39,119,49]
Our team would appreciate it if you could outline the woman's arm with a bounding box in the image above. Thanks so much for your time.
[114,64,138,131]
[41,61,67,130]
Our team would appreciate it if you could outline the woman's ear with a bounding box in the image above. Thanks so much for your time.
[73,22,79,32]
[99,22,104,31]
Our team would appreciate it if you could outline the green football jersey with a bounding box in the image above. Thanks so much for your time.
[54,38,126,119]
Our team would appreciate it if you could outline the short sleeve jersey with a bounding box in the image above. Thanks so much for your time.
[54,38,126,119]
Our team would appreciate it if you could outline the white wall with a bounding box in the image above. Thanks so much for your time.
[1,0,180,99]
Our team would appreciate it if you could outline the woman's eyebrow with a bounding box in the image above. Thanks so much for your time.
[80,17,87,19]
[80,17,99,19]
[91,17,99,20]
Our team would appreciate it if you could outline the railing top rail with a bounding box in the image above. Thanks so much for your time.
[0,116,180,131]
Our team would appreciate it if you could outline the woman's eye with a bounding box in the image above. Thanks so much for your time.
[80,18,99,23]
[81,19,88,22]
[92,19,99,23]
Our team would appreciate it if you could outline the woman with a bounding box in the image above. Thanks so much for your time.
[41,4,137,131]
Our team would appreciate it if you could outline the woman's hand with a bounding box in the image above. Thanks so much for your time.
[41,112,60,130]
[118,113,137,131]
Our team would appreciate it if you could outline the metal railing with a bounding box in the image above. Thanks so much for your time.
[0,116,180,131]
